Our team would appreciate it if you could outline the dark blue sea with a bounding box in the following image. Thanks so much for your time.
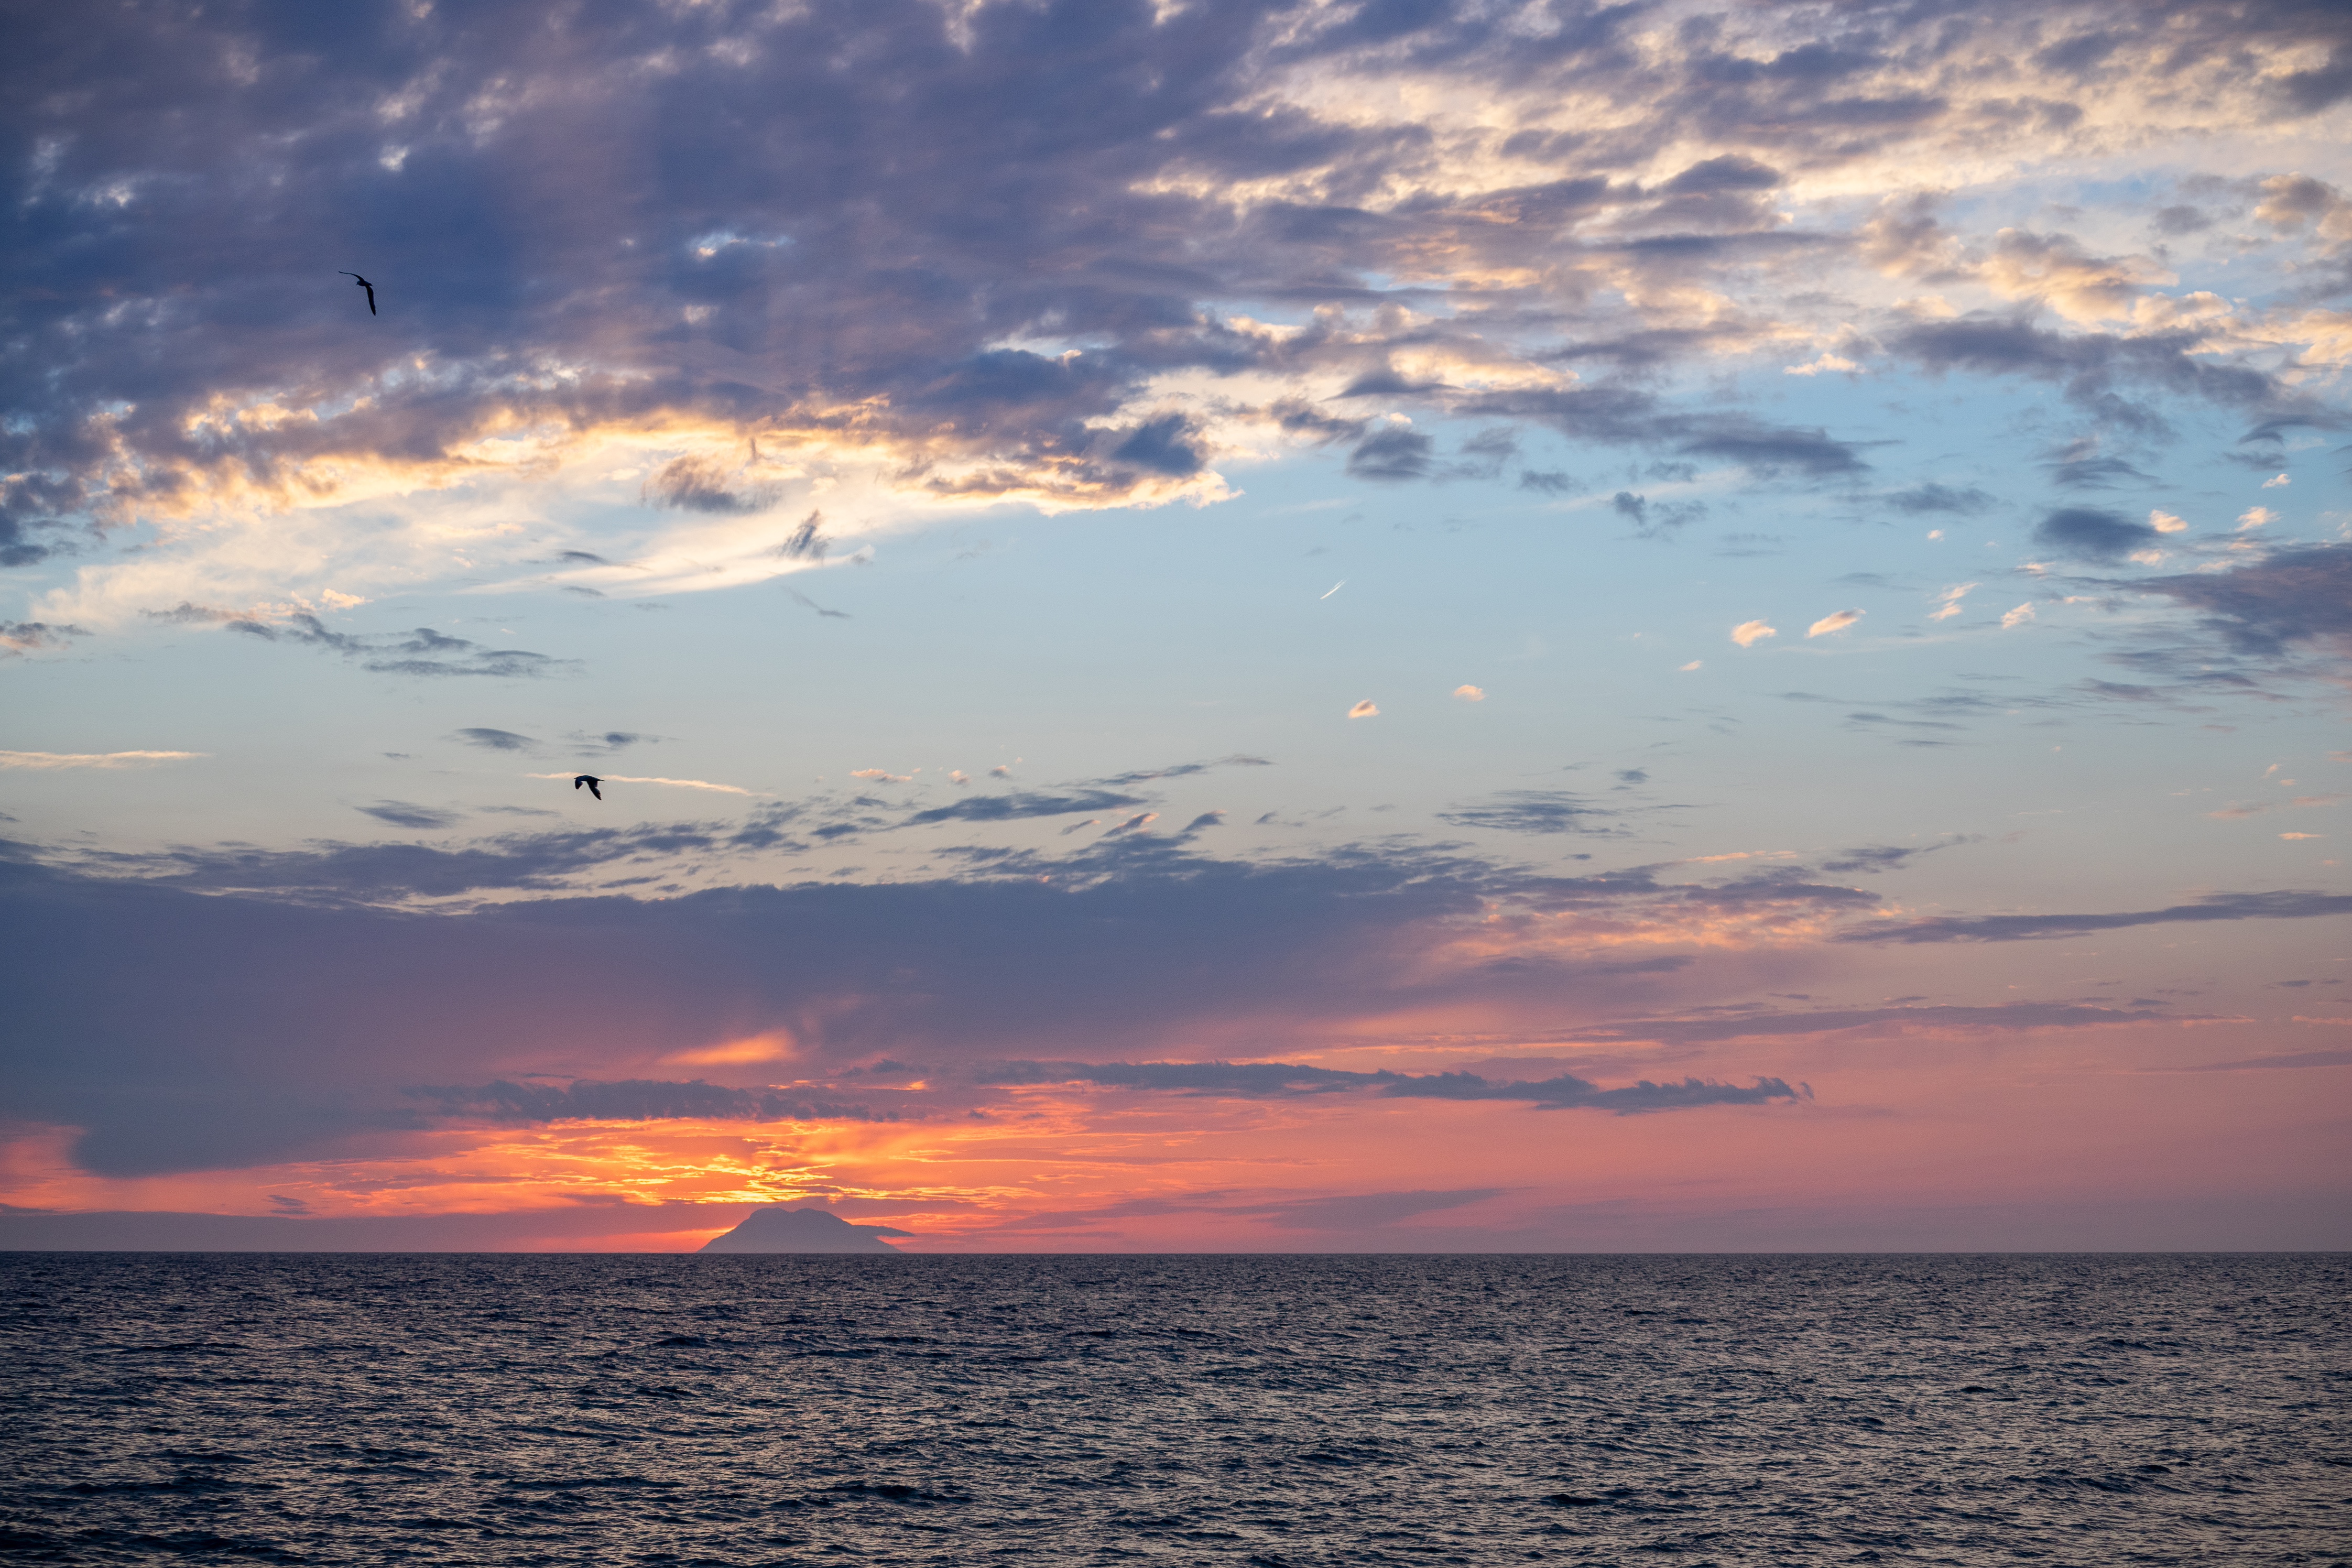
[0,1254,2341,1565]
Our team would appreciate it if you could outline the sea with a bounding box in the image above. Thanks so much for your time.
[0,1254,2340,1566]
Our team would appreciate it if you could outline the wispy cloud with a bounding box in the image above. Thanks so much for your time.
[980,1060,1801,1116]
[1846,890,2352,943]
[0,749,204,769]
[1807,609,1865,638]
[524,772,756,796]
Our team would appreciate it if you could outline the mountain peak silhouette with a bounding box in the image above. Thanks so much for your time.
[698,1205,913,1254]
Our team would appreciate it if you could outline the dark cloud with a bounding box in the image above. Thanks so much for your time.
[1611,489,1706,536]
[906,790,1147,825]
[1660,154,1782,194]
[2046,453,2156,489]
[643,454,779,515]
[1518,469,1577,494]
[1890,317,2278,417]
[413,1079,896,1125]
[2032,506,2159,563]
[4,0,2327,536]
[452,727,536,752]
[225,616,569,679]
[2121,543,2352,659]
[1883,483,1995,515]
[0,836,1883,1174]
[1463,390,1872,478]
[1844,889,2352,943]
[1571,1000,2173,1044]
[0,621,86,653]
[1091,755,1273,786]
[1347,427,1436,482]
[773,513,829,562]
[1437,790,1622,835]
[141,602,239,625]
[354,802,461,830]
[1109,416,1206,477]
[980,1059,1800,1115]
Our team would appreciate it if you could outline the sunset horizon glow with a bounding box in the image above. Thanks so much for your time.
[3,0,2346,1253]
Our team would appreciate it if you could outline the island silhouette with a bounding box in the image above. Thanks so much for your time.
[699,1205,912,1254]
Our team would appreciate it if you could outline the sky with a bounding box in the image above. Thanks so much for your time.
[3,0,2348,1253]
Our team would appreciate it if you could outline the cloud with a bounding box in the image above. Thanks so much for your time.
[1885,484,1995,515]
[980,1060,1800,1116]
[1346,428,1435,484]
[2149,510,2187,533]
[642,454,781,516]
[2179,1048,2352,1073]
[2261,473,2291,488]
[1090,755,1272,787]
[2237,506,2278,531]
[1452,685,1485,702]
[908,790,1146,825]
[356,802,462,830]
[2032,507,2161,563]
[0,621,87,653]
[1732,620,1778,647]
[413,1079,894,1126]
[1566,1000,2174,1046]
[0,839,1893,1174]
[772,512,829,562]
[850,769,912,783]
[1806,609,1865,638]
[0,750,203,769]
[452,728,536,752]
[2121,543,2352,660]
[1347,700,1380,718]
[524,773,756,797]
[1845,889,2352,943]
[7,0,2334,595]
[1928,584,1977,621]
[226,617,570,680]
[786,589,851,619]
[2001,603,2036,629]
[1436,791,1620,836]
[1889,317,2279,418]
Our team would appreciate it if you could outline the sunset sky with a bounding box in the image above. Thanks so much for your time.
[3,0,2347,1251]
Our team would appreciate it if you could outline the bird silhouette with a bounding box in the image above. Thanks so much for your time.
[573,774,603,800]
[338,272,376,315]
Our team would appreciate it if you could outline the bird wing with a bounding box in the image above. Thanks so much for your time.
[364,286,375,315]
[588,781,602,799]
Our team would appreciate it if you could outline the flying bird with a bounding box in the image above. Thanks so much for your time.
[338,272,376,315]
[573,774,603,800]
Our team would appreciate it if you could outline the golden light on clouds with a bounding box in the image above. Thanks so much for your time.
[662,1032,797,1066]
